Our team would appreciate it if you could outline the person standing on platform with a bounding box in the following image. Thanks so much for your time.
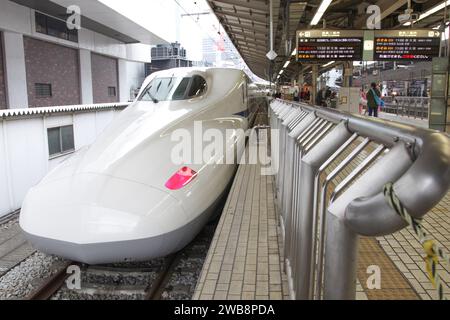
[366,82,382,117]
[304,88,310,103]
[316,88,324,106]
[293,89,300,102]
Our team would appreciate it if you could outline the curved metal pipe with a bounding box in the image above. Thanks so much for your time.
[282,99,450,228]
[346,132,450,236]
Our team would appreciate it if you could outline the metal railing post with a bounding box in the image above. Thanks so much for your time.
[294,122,352,299]
[323,143,413,299]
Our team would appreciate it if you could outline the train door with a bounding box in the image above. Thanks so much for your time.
[242,77,248,111]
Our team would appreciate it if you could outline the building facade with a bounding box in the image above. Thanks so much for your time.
[201,34,242,68]
[24,36,81,107]
[0,0,165,109]
[145,42,193,76]
[91,53,119,104]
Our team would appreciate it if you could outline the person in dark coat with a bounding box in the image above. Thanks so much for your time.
[366,82,381,117]
[316,88,323,106]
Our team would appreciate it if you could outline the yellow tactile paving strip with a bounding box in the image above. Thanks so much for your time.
[357,237,419,299]
[376,191,450,300]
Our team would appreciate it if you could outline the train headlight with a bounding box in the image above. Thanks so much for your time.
[165,166,197,190]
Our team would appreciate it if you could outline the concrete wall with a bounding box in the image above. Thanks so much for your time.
[2,31,28,109]
[91,53,119,103]
[24,37,81,107]
[0,32,6,109]
[0,1,152,108]
[0,107,124,217]
[0,1,151,63]
[79,49,93,104]
[118,60,145,102]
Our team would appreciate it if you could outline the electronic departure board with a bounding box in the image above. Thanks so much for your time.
[296,30,364,61]
[374,30,441,61]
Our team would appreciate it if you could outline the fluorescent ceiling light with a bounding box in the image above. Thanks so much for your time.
[310,0,333,26]
[283,60,290,69]
[404,0,450,26]
[279,69,284,75]
[291,48,297,56]
[322,61,335,67]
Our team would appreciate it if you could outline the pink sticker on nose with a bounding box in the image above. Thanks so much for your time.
[165,167,197,190]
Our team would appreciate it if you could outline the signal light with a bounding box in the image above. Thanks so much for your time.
[165,166,197,190]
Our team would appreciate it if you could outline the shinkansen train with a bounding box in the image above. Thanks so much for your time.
[19,67,264,264]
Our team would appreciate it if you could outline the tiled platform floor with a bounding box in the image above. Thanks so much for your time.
[193,149,290,300]
[376,192,450,300]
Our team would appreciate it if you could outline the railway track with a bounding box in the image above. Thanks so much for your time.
[25,261,74,300]
[0,212,37,279]
[23,221,217,300]
[2,166,232,300]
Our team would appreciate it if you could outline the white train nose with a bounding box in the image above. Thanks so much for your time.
[19,173,189,263]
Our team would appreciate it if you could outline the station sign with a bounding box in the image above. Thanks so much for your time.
[373,29,441,61]
[296,30,364,61]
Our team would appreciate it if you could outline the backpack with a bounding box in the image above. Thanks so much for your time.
[370,88,385,107]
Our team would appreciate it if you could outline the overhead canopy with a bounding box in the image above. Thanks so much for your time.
[207,0,278,79]
[208,0,448,81]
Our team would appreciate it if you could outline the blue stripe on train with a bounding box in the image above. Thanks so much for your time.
[233,109,249,117]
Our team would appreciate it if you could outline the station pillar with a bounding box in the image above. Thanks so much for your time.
[311,65,318,105]
[343,62,353,87]
[297,67,304,87]
[79,49,93,105]
[3,31,28,108]
[430,57,449,132]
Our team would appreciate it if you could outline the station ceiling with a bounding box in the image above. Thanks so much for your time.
[207,0,448,81]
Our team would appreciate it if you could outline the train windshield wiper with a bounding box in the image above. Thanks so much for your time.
[149,93,159,104]
[146,86,159,103]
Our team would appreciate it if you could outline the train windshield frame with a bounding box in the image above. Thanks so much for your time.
[138,75,207,102]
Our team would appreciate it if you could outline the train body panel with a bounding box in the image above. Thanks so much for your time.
[19,67,264,264]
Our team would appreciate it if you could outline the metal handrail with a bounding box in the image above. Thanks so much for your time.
[383,96,429,119]
[270,98,450,300]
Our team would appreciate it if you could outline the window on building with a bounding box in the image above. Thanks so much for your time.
[108,87,116,97]
[35,83,52,98]
[35,12,78,43]
[47,125,75,157]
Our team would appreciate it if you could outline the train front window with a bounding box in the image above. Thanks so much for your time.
[187,76,207,98]
[139,75,207,102]
[139,77,181,102]
[172,77,191,100]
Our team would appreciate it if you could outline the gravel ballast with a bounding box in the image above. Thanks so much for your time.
[0,252,66,299]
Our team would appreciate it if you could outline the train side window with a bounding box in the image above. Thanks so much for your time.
[187,76,207,98]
